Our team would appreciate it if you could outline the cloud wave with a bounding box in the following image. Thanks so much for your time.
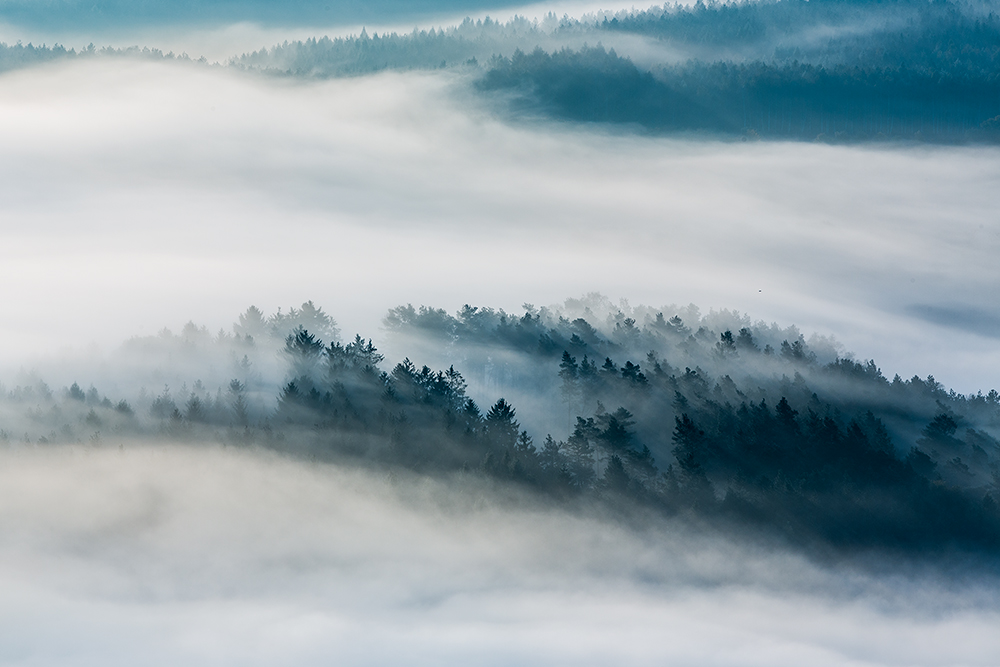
[1,444,998,666]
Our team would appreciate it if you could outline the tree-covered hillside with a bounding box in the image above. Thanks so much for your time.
[479,44,1000,140]
[3,298,999,554]
[231,0,1000,142]
[5,0,1000,142]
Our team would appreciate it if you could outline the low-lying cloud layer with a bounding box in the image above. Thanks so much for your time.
[1,444,997,666]
[1,58,999,393]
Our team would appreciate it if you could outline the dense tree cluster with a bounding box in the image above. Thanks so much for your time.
[479,45,1000,141]
[380,299,1000,556]
[3,298,1000,554]
[595,0,1000,73]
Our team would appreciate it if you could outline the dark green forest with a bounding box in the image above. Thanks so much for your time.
[4,299,1000,556]
[479,45,1000,140]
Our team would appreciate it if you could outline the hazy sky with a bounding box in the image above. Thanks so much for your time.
[0,0,527,30]
[1,445,998,666]
[1,58,998,394]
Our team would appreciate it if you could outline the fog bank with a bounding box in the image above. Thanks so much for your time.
[1,444,998,666]
[1,59,999,392]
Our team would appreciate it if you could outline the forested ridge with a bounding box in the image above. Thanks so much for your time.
[233,0,1000,141]
[4,298,1000,555]
[5,0,1000,141]
[474,0,1000,141]
[479,45,1000,140]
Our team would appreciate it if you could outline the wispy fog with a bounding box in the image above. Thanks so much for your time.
[0,444,997,666]
[1,58,999,393]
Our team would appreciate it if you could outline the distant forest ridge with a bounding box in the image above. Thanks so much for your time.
[478,46,1000,141]
[237,0,1000,142]
[4,0,1000,141]
[3,297,1000,555]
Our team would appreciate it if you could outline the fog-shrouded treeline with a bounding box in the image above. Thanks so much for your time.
[229,0,1000,76]
[231,0,1000,142]
[479,44,1000,141]
[3,295,1000,556]
[0,41,210,72]
[5,0,1000,142]
[230,15,558,76]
